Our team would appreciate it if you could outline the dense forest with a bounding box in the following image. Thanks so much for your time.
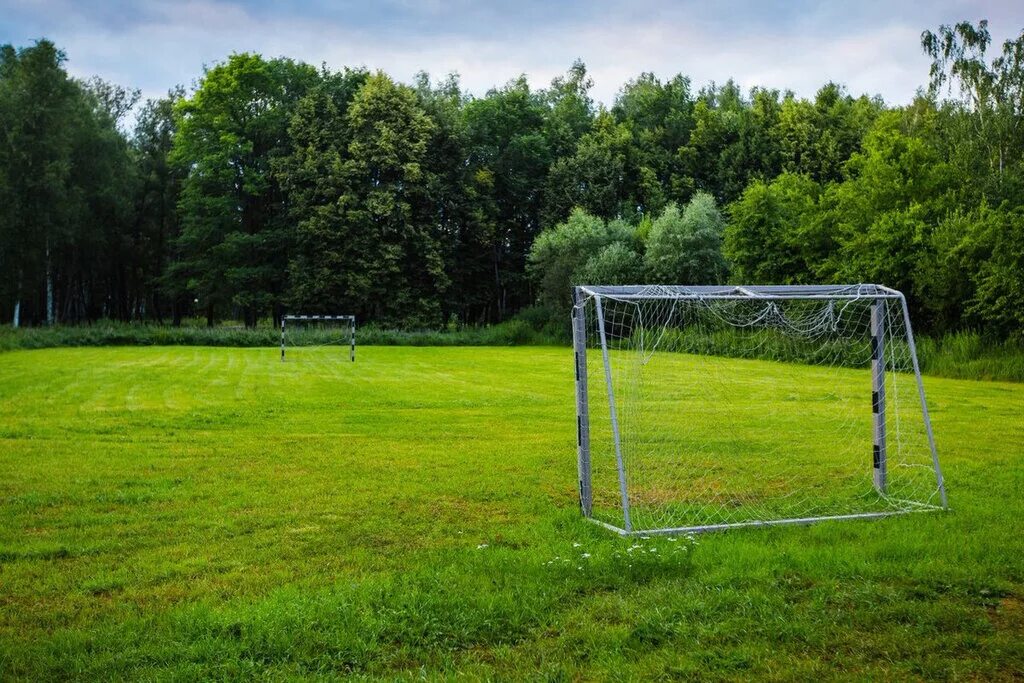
[0,20,1021,340]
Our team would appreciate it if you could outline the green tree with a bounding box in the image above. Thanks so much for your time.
[170,53,318,326]
[82,76,140,126]
[0,41,136,325]
[677,82,782,203]
[725,173,822,283]
[542,60,595,160]
[775,84,882,183]
[815,105,960,321]
[923,20,1024,191]
[338,72,445,325]
[134,87,186,322]
[66,77,137,321]
[576,242,645,286]
[542,111,632,223]
[964,205,1024,339]
[462,76,552,320]
[0,40,79,325]
[613,73,695,214]
[923,203,1024,339]
[413,72,488,324]
[275,67,368,316]
[644,194,728,284]
[527,208,634,310]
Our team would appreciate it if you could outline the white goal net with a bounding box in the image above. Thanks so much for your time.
[280,315,356,362]
[571,284,947,535]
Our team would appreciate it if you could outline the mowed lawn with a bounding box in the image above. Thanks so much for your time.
[0,346,1022,680]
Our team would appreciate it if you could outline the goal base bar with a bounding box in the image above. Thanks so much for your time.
[587,507,945,536]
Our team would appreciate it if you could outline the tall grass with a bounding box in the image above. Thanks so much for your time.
[632,327,1024,382]
[0,318,562,352]
[915,331,1024,382]
[0,320,1020,382]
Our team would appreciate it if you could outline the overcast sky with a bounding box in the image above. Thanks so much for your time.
[2,0,1021,107]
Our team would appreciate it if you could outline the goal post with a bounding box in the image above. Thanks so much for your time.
[280,315,356,362]
[572,284,947,536]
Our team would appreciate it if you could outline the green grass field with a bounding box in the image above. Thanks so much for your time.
[1,346,1022,680]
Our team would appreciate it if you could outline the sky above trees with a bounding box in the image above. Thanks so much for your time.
[2,0,1019,111]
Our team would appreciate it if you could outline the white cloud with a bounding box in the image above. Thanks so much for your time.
[9,0,1021,109]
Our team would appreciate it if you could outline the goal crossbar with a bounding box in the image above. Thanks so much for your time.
[571,283,947,536]
[578,283,903,300]
[281,315,356,362]
[282,315,356,320]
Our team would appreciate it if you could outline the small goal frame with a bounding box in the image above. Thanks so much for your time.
[280,315,356,362]
[571,284,948,536]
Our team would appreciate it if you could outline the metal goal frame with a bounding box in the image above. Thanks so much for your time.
[570,284,948,536]
[281,315,356,362]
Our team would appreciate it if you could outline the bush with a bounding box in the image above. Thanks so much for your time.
[527,209,636,311]
[576,242,645,286]
[644,194,728,284]
[0,318,565,352]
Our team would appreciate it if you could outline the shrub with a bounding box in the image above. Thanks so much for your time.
[644,194,728,284]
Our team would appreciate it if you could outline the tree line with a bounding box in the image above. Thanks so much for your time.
[0,20,1021,339]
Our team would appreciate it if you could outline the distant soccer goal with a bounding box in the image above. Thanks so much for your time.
[280,315,356,362]
[571,284,947,536]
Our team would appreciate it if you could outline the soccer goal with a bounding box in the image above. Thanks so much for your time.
[280,315,356,362]
[571,284,947,535]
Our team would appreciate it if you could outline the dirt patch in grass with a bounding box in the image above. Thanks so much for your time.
[988,595,1024,631]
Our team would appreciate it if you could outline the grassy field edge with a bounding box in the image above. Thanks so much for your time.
[1,321,1022,382]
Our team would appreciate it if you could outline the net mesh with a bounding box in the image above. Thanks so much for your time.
[281,317,355,361]
[573,285,944,534]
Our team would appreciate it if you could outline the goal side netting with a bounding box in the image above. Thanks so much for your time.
[571,284,947,535]
[281,315,356,362]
